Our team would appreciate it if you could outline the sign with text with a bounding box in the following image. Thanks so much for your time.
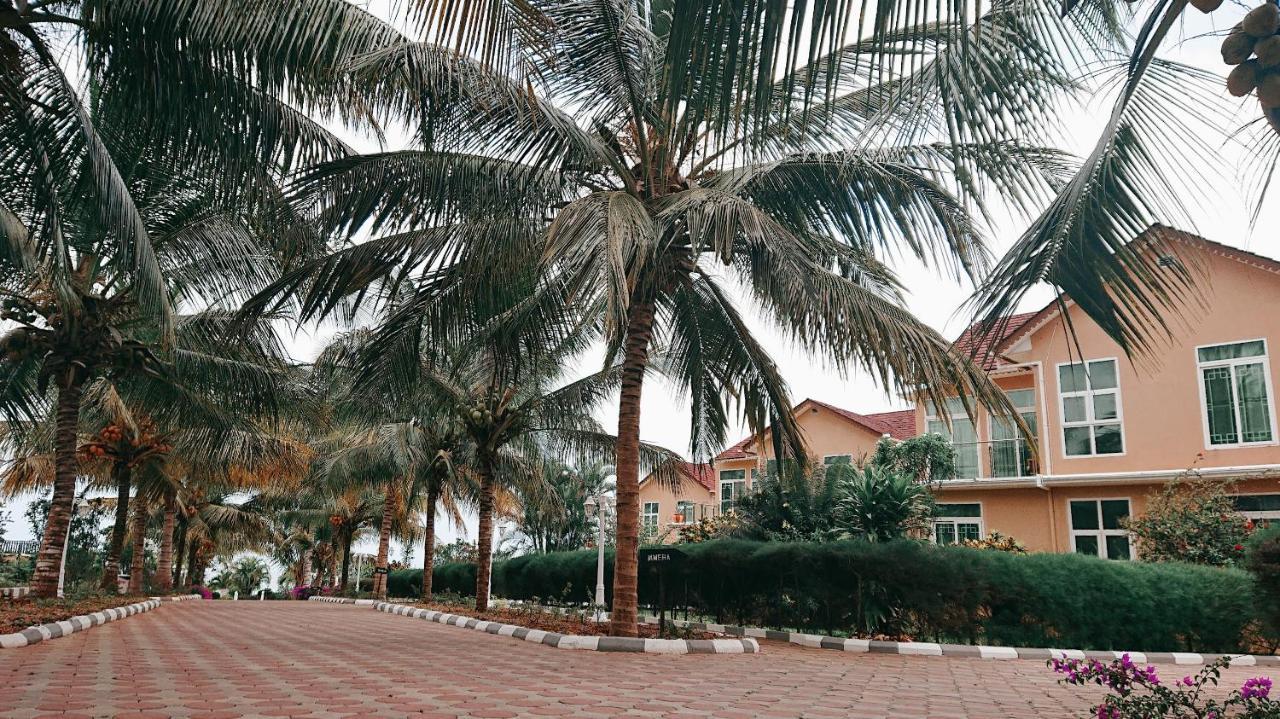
[639,547,686,567]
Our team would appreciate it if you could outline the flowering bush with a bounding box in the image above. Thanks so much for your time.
[188,585,212,600]
[1123,476,1254,566]
[960,531,1028,554]
[289,585,315,600]
[1052,654,1278,717]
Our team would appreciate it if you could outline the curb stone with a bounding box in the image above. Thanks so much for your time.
[639,616,1280,666]
[0,598,162,649]
[307,596,378,606]
[155,594,203,602]
[363,601,757,654]
[0,587,30,599]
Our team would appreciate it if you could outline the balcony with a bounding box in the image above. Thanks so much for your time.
[949,439,1039,480]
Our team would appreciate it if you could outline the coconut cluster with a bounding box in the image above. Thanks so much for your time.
[1219,2,1280,122]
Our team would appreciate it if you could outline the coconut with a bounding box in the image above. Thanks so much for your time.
[1223,30,1259,65]
[1258,72,1280,108]
[1230,61,1262,96]
[1191,0,1224,11]
[1258,36,1280,67]
[1244,3,1280,37]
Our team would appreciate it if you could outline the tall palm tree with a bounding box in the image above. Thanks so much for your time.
[246,0,1099,633]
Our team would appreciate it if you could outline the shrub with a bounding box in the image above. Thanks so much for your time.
[188,585,213,600]
[1124,478,1254,566]
[835,466,934,542]
[1052,655,1277,718]
[960,531,1027,553]
[418,540,1260,652]
[1247,524,1280,648]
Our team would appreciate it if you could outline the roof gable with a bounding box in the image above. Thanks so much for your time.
[712,398,915,460]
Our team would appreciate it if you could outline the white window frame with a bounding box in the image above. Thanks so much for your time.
[718,469,747,514]
[1233,492,1280,526]
[1067,497,1133,560]
[1195,338,1279,450]
[641,501,660,538]
[987,388,1038,478]
[673,500,696,525]
[1056,358,1126,458]
[931,502,984,546]
[925,397,980,479]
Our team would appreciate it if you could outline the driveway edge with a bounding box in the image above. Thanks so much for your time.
[0,598,162,649]
[639,616,1280,666]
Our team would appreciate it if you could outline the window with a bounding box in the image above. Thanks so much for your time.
[674,500,695,524]
[933,503,982,545]
[990,389,1038,478]
[1197,340,1275,447]
[642,501,659,538]
[1234,494,1280,528]
[926,397,978,478]
[719,470,747,514]
[1059,359,1124,456]
[823,454,852,466]
[1069,499,1132,560]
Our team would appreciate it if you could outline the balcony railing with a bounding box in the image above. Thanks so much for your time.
[949,439,1039,480]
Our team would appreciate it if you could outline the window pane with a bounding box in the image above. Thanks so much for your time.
[1074,535,1099,556]
[823,454,852,466]
[958,523,982,542]
[935,523,957,545]
[721,483,733,501]
[1235,495,1280,512]
[1101,500,1130,529]
[1064,426,1093,456]
[1203,367,1239,445]
[1006,389,1036,410]
[952,418,978,479]
[936,503,982,518]
[1093,393,1118,421]
[1105,535,1131,560]
[1070,500,1099,530]
[1088,360,1118,390]
[1063,396,1087,423]
[1059,364,1087,393]
[1236,363,1274,443]
[1094,424,1123,454]
[720,469,745,480]
[1199,340,1266,363]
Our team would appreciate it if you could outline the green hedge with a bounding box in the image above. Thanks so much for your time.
[386,540,1259,653]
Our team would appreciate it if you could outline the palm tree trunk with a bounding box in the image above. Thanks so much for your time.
[187,545,202,586]
[127,495,148,594]
[99,460,132,593]
[310,546,323,588]
[30,380,83,598]
[373,481,397,598]
[422,482,440,600]
[155,492,176,593]
[609,300,655,637]
[474,466,496,612]
[340,528,353,591]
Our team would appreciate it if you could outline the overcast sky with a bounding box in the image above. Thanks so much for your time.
[4,7,1279,571]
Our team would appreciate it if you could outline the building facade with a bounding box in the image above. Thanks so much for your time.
[639,226,1280,557]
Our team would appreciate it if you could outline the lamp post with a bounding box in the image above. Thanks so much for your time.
[583,472,615,622]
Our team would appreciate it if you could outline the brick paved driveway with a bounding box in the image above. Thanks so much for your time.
[0,602,1264,719]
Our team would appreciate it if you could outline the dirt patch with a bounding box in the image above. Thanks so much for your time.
[0,595,151,635]
[409,601,718,639]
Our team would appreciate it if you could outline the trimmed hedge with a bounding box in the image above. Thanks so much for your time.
[386,539,1260,653]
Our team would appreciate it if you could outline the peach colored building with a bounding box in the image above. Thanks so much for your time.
[641,226,1280,557]
[638,399,914,541]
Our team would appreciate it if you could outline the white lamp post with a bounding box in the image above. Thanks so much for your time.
[583,473,615,622]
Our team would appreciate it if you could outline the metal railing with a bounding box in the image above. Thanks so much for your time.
[949,439,1039,480]
[1,540,39,556]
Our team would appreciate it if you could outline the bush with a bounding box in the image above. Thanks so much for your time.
[410,540,1260,652]
[1247,524,1280,648]
[1124,478,1254,566]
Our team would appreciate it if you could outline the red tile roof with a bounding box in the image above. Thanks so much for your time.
[863,409,917,440]
[676,462,715,493]
[951,311,1039,370]
[806,399,905,438]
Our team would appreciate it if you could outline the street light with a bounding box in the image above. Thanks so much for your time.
[583,473,615,622]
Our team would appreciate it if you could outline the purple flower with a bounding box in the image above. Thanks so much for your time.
[1241,677,1273,700]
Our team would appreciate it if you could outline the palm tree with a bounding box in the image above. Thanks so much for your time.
[246,0,1098,633]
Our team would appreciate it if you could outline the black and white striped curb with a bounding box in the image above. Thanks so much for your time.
[372,601,758,654]
[0,586,30,599]
[307,596,378,606]
[638,616,1280,666]
[155,594,203,602]
[0,598,161,649]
